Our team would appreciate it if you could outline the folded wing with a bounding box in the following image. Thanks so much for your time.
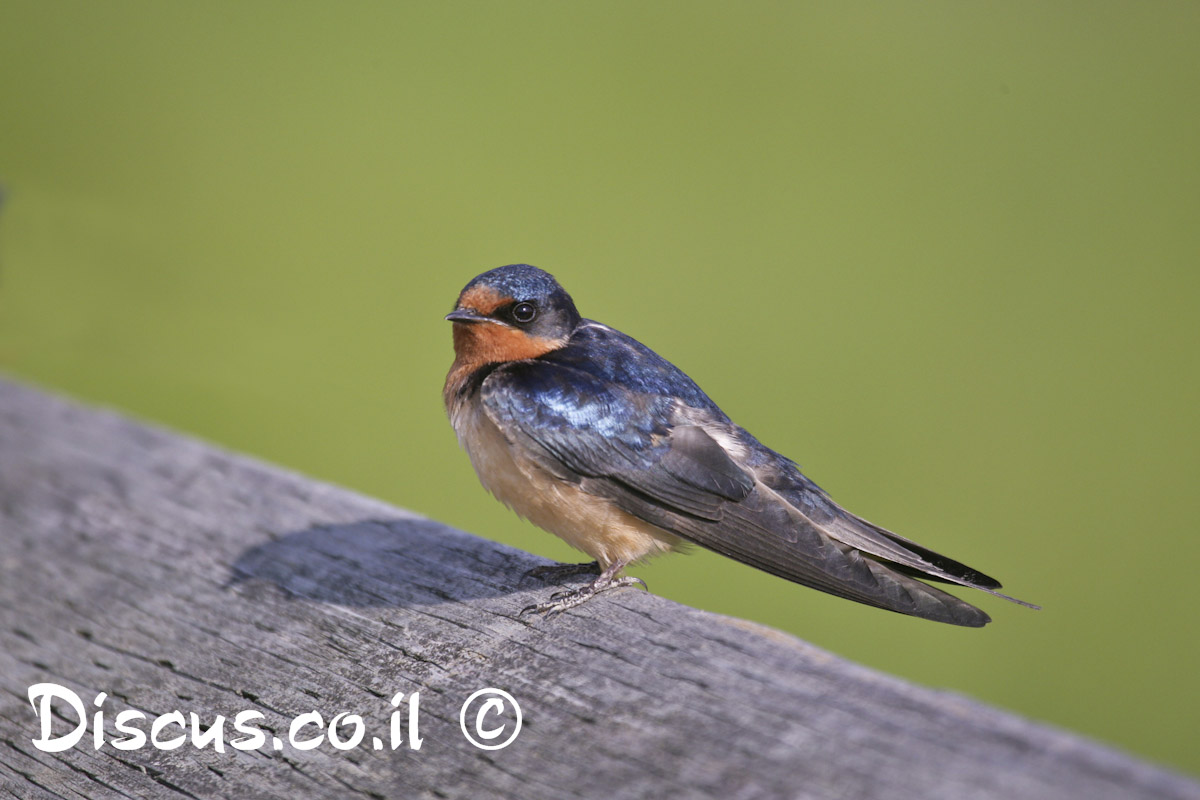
[482,359,1018,626]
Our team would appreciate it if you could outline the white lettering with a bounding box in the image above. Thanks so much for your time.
[150,711,187,750]
[289,711,324,751]
[28,684,87,753]
[112,709,147,751]
[231,710,267,751]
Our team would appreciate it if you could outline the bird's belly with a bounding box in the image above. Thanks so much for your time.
[450,400,680,568]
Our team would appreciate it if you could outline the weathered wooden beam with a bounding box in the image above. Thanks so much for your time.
[0,376,1195,800]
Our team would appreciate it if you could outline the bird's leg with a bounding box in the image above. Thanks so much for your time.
[521,560,602,583]
[520,559,647,617]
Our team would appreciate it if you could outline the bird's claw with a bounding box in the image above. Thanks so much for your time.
[518,575,648,618]
[622,576,648,592]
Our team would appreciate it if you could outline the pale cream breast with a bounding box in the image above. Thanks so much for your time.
[448,394,681,569]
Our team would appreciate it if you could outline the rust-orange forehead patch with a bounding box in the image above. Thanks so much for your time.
[457,285,512,315]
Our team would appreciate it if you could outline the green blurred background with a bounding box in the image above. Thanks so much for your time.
[2,0,1197,776]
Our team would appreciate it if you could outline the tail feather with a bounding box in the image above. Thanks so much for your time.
[774,481,1039,609]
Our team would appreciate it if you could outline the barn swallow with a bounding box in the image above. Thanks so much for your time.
[444,265,1037,626]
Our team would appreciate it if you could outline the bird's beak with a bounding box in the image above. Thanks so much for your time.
[445,308,486,323]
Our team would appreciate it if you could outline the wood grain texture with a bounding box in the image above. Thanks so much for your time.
[0,376,1195,800]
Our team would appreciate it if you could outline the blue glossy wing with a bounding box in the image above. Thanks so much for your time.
[480,359,754,521]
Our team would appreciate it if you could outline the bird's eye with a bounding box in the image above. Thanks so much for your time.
[512,302,537,323]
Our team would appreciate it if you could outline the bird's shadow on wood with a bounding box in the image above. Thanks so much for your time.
[226,517,567,609]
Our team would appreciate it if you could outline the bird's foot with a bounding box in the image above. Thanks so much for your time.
[521,560,601,584]
[520,563,646,617]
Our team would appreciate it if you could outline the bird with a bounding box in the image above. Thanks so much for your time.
[443,264,1037,626]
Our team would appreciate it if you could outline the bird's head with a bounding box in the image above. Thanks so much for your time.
[446,264,581,366]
